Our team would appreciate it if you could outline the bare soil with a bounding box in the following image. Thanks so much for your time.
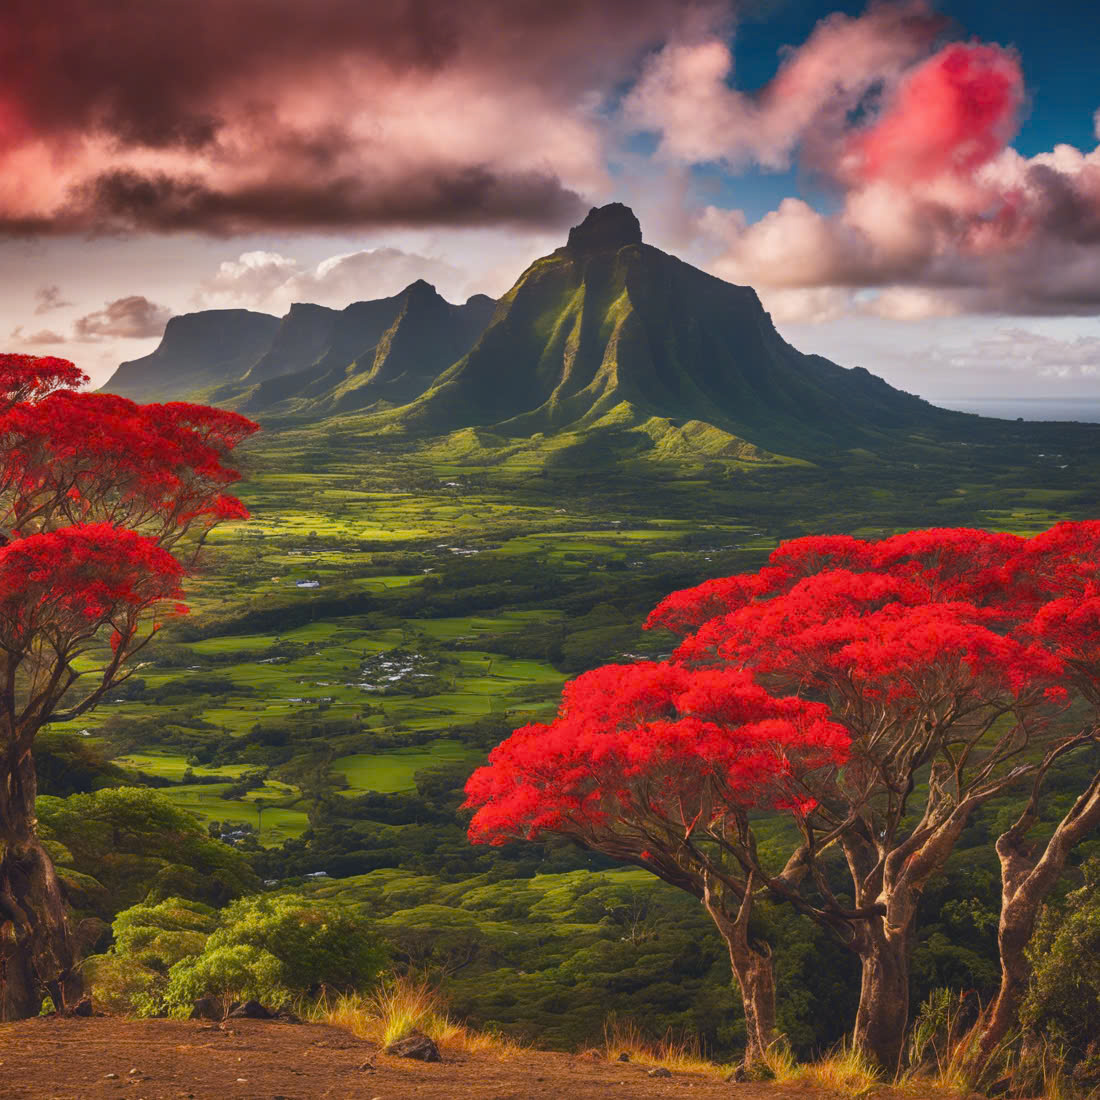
[0,1016,905,1100]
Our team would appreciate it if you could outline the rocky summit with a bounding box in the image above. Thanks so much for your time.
[565,203,643,253]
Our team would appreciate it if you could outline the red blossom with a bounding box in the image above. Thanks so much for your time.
[0,353,87,409]
[0,353,256,740]
[471,521,1100,871]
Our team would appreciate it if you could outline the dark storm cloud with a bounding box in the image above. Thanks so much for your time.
[62,165,586,236]
[0,0,729,234]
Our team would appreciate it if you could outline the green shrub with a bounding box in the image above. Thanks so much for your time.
[87,892,386,1018]
[1021,858,1100,1064]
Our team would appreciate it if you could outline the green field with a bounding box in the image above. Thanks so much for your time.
[51,413,1099,858]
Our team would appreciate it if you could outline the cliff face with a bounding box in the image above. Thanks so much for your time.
[103,309,279,401]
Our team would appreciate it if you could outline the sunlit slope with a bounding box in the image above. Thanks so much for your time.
[231,282,495,415]
[381,204,958,456]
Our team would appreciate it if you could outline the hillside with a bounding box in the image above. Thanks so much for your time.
[391,204,956,457]
[231,282,496,415]
[102,285,496,412]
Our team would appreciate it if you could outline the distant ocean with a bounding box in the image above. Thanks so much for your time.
[933,398,1100,423]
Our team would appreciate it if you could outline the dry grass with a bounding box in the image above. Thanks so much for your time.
[313,975,527,1058]
[600,1016,729,1079]
[764,1041,881,1097]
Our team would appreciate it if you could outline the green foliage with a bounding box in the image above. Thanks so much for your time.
[1022,858,1100,1063]
[33,730,139,796]
[112,897,219,971]
[38,787,259,918]
[87,892,386,1018]
[164,943,288,1014]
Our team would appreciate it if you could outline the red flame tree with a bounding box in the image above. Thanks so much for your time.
[468,524,1100,1071]
[0,355,257,1020]
[465,662,851,1064]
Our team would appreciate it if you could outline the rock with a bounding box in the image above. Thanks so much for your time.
[565,204,643,254]
[189,997,221,1020]
[385,1029,441,1062]
[617,1052,631,1062]
[228,999,274,1019]
[648,1066,672,1078]
[358,1059,375,1071]
[104,1073,118,1080]
[69,997,93,1017]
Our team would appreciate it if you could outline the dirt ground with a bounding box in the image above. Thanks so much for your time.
[0,1016,910,1100]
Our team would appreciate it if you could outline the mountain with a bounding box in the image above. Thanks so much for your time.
[389,203,955,456]
[103,203,974,462]
[234,281,495,415]
[104,309,280,401]
[102,284,497,416]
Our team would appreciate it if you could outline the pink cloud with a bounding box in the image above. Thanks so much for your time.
[625,1,942,170]
[680,19,1100,320]
[844,42,1022,189]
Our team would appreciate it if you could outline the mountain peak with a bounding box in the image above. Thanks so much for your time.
[404,278,439,298]
[566,203,642,253]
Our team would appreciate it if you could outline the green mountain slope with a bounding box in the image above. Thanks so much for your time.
[220,284,494,415]
[391,204,956,456]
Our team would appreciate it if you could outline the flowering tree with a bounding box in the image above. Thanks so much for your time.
[0,354,257,1020]
[469,523,1100,1071]
[971,525,1100,1068]
[645,526,1100,1070]
[465,661,851,1064]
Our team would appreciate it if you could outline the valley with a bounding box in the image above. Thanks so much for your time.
[40,407,1100,1055]
[33,204,1100,1066]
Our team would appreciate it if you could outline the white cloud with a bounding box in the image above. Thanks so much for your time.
[196,247,471,314]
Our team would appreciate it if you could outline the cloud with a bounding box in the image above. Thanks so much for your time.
[197,247,469,312]
[0,0,725,235]
[33,284,72,314]
[73,296,173,340]
[9,324,67,345]
[934,328,1100,382]
[682,18,1100,320]
[624,1,942,171]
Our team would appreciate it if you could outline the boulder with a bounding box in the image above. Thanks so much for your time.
[385,1030,441,1062]
[228,1000,274,1019]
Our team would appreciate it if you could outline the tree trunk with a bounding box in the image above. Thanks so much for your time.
[702,876,777,1067]
[0,742,80,1020]
[726,938,777,1067]
[972,765,1100,1072]
[851,921,910,1074]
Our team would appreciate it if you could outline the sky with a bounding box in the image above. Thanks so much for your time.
[2,0,1099,404]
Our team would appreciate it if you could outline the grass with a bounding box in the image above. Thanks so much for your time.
[332,740,483,794]
[600,1015,729,1079]
[316,976,528,1057]
[761,1041,881,1097]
